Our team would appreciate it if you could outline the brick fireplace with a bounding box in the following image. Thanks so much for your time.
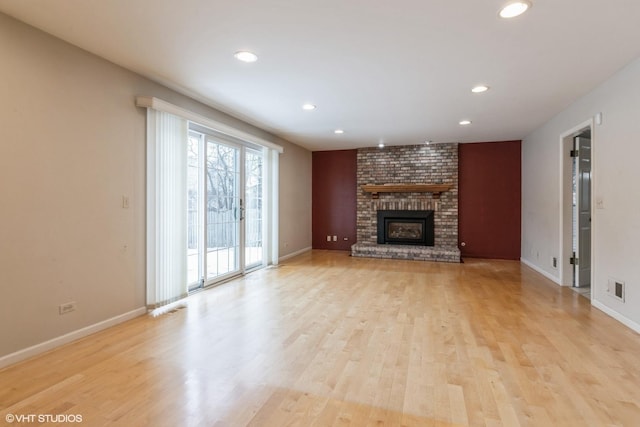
[351,144,461,262]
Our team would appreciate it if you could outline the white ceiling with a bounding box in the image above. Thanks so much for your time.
[2,1,640,151]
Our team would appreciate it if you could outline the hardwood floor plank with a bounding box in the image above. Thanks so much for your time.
[1,250,640,426]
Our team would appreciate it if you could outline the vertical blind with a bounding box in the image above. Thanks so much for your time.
[146,110,188,308]
[138,96,282,310]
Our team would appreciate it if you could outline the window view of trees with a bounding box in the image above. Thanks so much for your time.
[206,141,239,251]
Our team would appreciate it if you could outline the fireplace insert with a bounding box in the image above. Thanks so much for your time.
[377,210,434,246]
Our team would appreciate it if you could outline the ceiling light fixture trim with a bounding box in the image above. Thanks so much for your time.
[234,51,258,62]
[499,1,532,19]
[472,85,490,93]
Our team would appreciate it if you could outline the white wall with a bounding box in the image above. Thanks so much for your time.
[522,56,640,331]
[0,13,311,361]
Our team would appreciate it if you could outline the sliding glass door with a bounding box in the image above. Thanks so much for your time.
[244,148,264,269]
[205,138,241,281]
[187,132,203,288]
[187,130,264,290]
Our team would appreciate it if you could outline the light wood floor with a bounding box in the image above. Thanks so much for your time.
[2,250,639,426]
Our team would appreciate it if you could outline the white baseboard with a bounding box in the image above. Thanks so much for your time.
[521,259,640,334]
[592,300,640,334]
[520,257,562,285]
[0,307,147,370]
[278,246,312,262]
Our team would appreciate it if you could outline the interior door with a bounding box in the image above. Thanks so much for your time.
[574,136,591,287]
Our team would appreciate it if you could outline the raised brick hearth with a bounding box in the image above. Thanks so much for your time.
[351,144,461,262]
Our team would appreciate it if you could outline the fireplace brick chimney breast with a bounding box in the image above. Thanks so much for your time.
[351,144,460,262]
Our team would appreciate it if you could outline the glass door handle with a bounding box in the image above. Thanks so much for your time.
[239,199,245,220]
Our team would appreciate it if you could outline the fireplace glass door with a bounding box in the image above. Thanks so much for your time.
[387,221,424,241]
[377,210,434,246]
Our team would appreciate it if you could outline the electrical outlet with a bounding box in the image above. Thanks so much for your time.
[326,235,331,242]
[59,301,77,315]
[332,235,337,241]
[552,257,557,268]
[122,195,130,209]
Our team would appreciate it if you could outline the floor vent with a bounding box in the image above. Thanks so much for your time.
[607,278,625,302]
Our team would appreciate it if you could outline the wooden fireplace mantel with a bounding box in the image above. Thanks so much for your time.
[361,184,453,199]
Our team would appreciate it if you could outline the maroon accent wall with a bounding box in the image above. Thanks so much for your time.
[312,150,357,250]
[458,141,521,260]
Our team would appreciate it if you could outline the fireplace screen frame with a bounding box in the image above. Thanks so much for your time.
[376,210,434,246]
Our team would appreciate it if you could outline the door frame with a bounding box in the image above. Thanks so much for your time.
[559,119,594,297]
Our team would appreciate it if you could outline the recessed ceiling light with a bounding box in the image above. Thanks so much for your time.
[334,129,344,134]
[234,51,258,63]
[499,1,532,18]
[471,85,490,93]
[459,120,472,126]
[378,143,385,148]
[302,103,316,111]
